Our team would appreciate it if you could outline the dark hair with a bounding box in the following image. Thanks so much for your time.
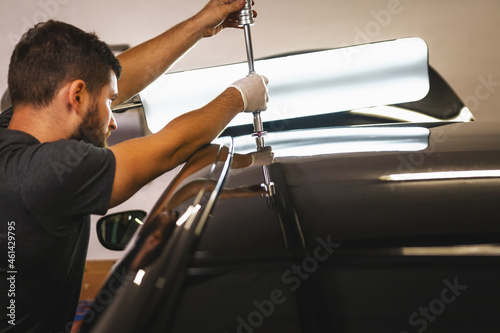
[8,20,122,108]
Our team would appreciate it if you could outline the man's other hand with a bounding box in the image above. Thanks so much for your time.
[230,74,269,112]
[195,0,258,38]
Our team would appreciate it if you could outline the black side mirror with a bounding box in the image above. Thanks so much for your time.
[96,210,147,251]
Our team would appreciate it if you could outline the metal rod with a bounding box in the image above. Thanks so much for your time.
[252,111,265,150]
[238,0,265,150]
[244,23,264,150]
[244,25,256,75]
[253,111,264,133]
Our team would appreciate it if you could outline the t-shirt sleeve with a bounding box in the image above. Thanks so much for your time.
[17,139,116,235]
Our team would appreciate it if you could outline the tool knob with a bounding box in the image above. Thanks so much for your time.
[237,0,255,26]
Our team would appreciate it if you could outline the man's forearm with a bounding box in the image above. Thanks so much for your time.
[113,17,204,107]
[112,0,248,107]
[154,87,243,171]
[108,87,243,207]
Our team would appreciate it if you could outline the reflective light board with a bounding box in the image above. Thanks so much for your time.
[140,38,429,133]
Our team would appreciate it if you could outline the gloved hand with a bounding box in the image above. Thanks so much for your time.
[230,74,269,112]
[248,146,274,166]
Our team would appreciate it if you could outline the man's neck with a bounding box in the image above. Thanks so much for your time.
[7,104,71,143]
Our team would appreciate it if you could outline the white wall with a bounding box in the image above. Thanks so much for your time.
[1,0,500,259]
[1,0,500,120]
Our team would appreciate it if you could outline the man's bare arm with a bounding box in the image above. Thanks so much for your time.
[108,71,268,208]
[112,0,247,107]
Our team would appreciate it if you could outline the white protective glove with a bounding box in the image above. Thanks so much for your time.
[248,146,275,166]
[229,74,269,112]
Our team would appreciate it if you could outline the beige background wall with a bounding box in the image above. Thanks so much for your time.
[1,0,499,120]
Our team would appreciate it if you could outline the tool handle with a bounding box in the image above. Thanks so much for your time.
[237,0,255,27]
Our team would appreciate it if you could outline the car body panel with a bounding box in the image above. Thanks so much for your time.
[82,120,500,333]
[82,38,500,332]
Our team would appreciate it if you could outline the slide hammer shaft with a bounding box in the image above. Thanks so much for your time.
[238,0,265,150]
[243,25,256,75]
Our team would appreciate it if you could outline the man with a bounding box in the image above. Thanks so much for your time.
[0,0,269,332]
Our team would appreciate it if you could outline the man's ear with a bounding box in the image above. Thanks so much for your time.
[68,79,88,114]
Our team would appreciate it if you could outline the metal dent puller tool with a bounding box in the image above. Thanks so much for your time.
[238,0,266,151]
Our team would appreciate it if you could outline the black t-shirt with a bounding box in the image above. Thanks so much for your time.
[0,108,116,333]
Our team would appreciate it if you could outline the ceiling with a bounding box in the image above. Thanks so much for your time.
[1,0,499,121]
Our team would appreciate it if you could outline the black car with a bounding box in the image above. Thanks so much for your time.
[80,38,500,333]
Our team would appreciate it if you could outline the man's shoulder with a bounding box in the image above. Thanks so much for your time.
[0,131,115,185]
[0,137,117,226]
[43,139,115,182]
[0,128,89,162]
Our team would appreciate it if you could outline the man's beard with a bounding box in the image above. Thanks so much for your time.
[70,102,109,148]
